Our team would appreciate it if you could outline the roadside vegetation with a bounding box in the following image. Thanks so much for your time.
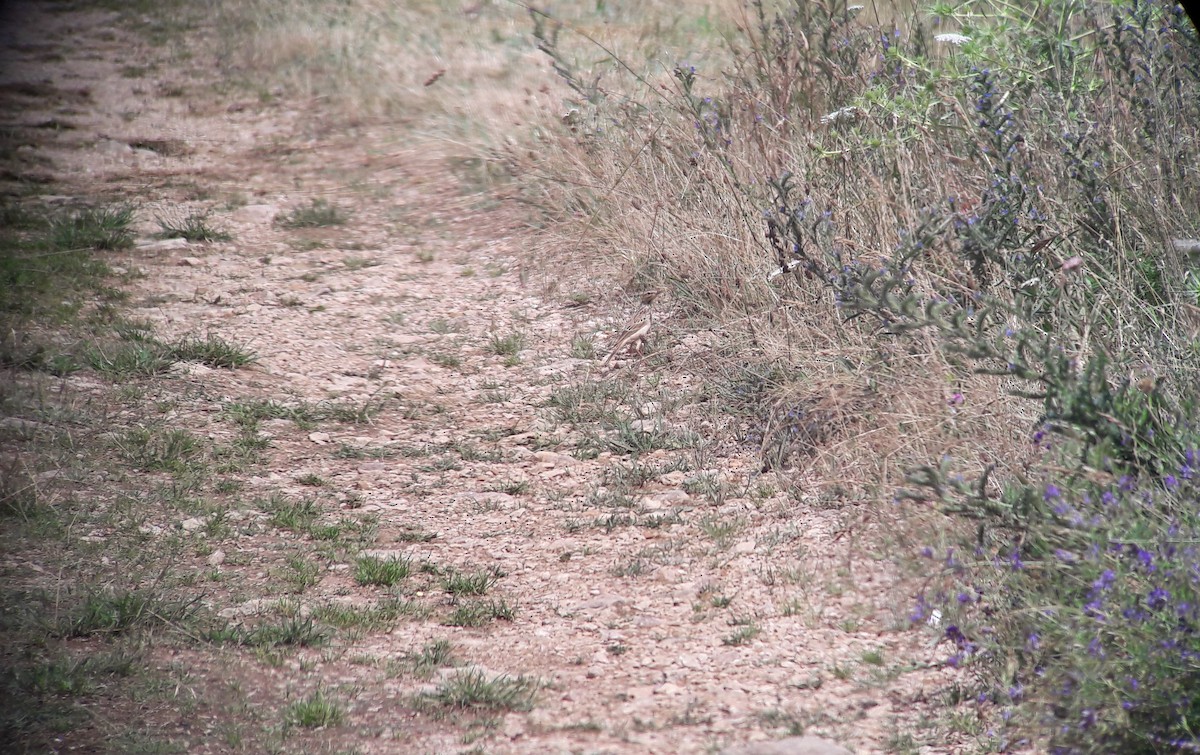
[514,0,1200,751]
[2,0,1196,753]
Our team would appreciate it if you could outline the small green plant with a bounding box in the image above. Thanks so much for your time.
[58,589,194,637]
[610,558,647,577]
[344,256,382,270]
[428,318,464,335]
[569,333,596,360]
[488,331,524,357]
[430,351,462,369]
[394,524,437,542]
[168,334,256,368]
[416,669,537,713]
[861,648,885,666]
[277,198,348,228]
[333,442,396,459]
[399,639,456,678]
[155,212,232,242]
[263,494,321,531]
[284,688,344,728]
[115,427,201,472]
[444,599,516,627]
[722,622,760,647]
[488,480,528,495]
[205,616,328,649]
[49,205,135,251]
[441,568,499,596]
[1,204,119,319]
[829,661,855,681]
[283,556,321,593]
[87,341,176,377]
[354,554,411,586]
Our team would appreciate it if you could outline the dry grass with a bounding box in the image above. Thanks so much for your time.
[213,0,740,140]
[205,0,1026,525]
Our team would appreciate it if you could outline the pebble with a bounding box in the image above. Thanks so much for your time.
[137,237,190,252]
[722,736,853,755]
[532,450,581,467]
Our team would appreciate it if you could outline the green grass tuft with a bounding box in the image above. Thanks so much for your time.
[354,554,411,586]
[277,198,348,228]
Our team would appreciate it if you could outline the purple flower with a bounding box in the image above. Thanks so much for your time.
[1147,587,1170,610]
[1135,548,1156,571]
[1044,484,1062,500]
[1009,551,1025,570]
[1027,633,1040,651]
[909,594,929,623]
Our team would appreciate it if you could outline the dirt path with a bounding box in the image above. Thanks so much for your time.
[2,5,962,753]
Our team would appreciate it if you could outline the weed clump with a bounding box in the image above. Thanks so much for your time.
[277,198,348,228]
[529,0,1200,749]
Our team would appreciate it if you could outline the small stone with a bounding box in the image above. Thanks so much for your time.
[657,489,691,505]
[532,450,581,467]
[207,549,226,567]
[137,237,189,252]
[181,517,205,532]
[309,432,331,444]
[722,736,853,755]
[178,256,205,267]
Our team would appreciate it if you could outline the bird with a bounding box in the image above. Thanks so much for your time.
[604,290,660,364]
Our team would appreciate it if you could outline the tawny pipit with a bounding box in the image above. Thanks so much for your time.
[604,290,660,364]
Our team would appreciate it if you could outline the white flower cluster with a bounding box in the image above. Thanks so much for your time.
[934,33,971,46]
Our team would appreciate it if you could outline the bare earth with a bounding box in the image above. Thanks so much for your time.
[2,4,965,754]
